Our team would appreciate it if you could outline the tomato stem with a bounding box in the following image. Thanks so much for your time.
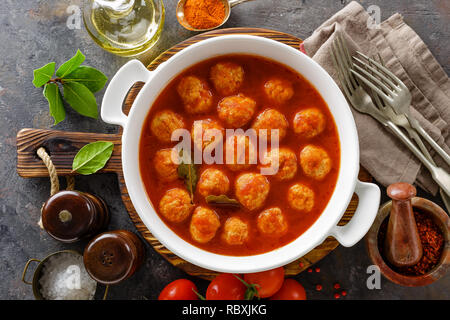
[233,275,260,300]
[192,288,206,300]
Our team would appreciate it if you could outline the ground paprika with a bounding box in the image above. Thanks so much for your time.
[184,0,226,29]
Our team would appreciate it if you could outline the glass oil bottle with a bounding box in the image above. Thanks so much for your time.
[83,0,165,57]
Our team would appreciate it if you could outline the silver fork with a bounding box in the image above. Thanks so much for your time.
[351,52,450,167]
[331,33,450,197]
[362,55,450,213]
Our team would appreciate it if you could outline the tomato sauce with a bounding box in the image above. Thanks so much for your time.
[139,54,340,256]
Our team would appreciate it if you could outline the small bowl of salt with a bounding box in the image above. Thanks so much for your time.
[22,250,97,300]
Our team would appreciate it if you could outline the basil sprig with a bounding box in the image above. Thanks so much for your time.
[33,50,108,125]
[72,141,114,175]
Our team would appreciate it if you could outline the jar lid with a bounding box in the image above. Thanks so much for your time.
[42,191,96,242]
[83,231,144,285]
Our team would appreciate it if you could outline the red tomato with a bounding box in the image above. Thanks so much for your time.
[243,267,285,298]
[158,279,198,300]
[269,279,306,300]
[206,273,246,300]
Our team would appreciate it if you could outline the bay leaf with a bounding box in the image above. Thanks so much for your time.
[56,49,85,78]
[33,62,55,88]
[177,151,198,202]
[63,66,108,93]
[43,83,65,125]
[63,81,98,118]
[205,195,241,208]
[72,141,114,175]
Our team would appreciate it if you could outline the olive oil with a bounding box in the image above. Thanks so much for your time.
[83,0,165,57]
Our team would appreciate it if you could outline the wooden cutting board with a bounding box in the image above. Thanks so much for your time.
[16,28,371,279]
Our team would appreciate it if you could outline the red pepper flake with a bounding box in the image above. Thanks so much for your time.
[315,267,320,273]
[333,283,341,290]
[334,293,340,299]
[378,210,444,276]
[315,284,322,291]
[341,290,347,296]
[299,262,304,268]
[307,268,313,273]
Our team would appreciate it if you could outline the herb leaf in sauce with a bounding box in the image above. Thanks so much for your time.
[205,195,241,208]
[72,141,114,175]
[177,150,198,202]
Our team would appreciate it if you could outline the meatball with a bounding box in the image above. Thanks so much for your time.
[299,145,332,180]
[251,108,288,141]
[153,148,179,182]
[293,108,326,138]
[259,147,297,180]
[191,119,224,151]
[217,94,256,128]
[264,78,294,105]
[225,133,257,171]
[159,188,194,223]
[287,183,315,211]
[222,216,249,245]
[257,207,288,237]
[197,168,230,198]
[177,76,213,114]
[235,173,270,211]
[190,206,220,243]
[150,110,185,143]
[210,62,244,96]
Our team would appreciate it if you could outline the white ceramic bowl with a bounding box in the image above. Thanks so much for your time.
[101,35,380,273]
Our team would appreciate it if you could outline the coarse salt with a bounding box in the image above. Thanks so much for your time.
[39,252,96,300]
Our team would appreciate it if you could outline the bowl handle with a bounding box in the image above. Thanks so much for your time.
[21,259,41,285]
[331,180,380,247]
[101,60,152,128]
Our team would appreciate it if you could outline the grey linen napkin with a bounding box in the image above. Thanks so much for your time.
[302,1,450,195]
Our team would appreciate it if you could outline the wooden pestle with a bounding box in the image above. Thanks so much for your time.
[384,182,423,267]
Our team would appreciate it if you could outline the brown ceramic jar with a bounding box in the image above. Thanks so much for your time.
[83,230,145,285]
[41,190,110,243]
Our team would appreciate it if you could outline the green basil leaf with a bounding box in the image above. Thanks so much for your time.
[63,82,98,118]
[43,83,65,125]
[56,49,85,78]
[72,141,114,175]
[205,195,241,208]
[33,62,55,88]
[177,150,198,202]
[63,66,108,93]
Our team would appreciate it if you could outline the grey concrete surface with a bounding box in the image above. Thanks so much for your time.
[0,0,448,300]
